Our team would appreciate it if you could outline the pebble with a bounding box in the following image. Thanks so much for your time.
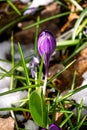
[24,119,39,130]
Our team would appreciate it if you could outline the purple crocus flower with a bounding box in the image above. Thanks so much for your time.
[41,123,62,130]
[38,30,56,76]
[38,30,56,95]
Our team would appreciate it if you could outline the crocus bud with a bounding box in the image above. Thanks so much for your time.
[38,30,56,75]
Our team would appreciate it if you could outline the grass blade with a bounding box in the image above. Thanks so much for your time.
[18,43,30,86]
[23,12,70,30]
[7,0,21,15]
[72,8,87,41]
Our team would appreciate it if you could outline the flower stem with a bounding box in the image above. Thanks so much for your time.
[43,73,47,95]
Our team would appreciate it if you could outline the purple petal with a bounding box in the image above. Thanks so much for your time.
[33,57,39,65]
[29,57,39,78]
[49,124,62,130]
[85,27,87,34]
[23,7,37,15]
[31,68,35,78]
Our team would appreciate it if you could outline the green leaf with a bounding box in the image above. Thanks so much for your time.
[7,0,21,15]
[29,90,48,128]
[72,8,87,41]
[23,12,70,30]
[18,43,30,86]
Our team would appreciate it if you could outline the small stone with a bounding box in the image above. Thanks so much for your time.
[24,120,39,130]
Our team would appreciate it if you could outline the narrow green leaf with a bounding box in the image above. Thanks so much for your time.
[72,8,87,40]
[0,107,30,112]
[23,12,70,30]
[48,60,75,84]
[0,84,39,96]
[10,33,14,90]
[7,0,21,15]
[57,84,87,103]
[18,43,30,86]
[60,113,73,128]
[34,16,40,55]
[77,116,87,130]
[56,39,79,48]
[0,15,27,33]
[77,99,83,124]
[38,56,44,85]
[63,41,87,64]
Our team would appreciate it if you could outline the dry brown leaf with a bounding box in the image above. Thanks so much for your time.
[60,5,79,33]
[55,112,63,124]
[70,47,87,75]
